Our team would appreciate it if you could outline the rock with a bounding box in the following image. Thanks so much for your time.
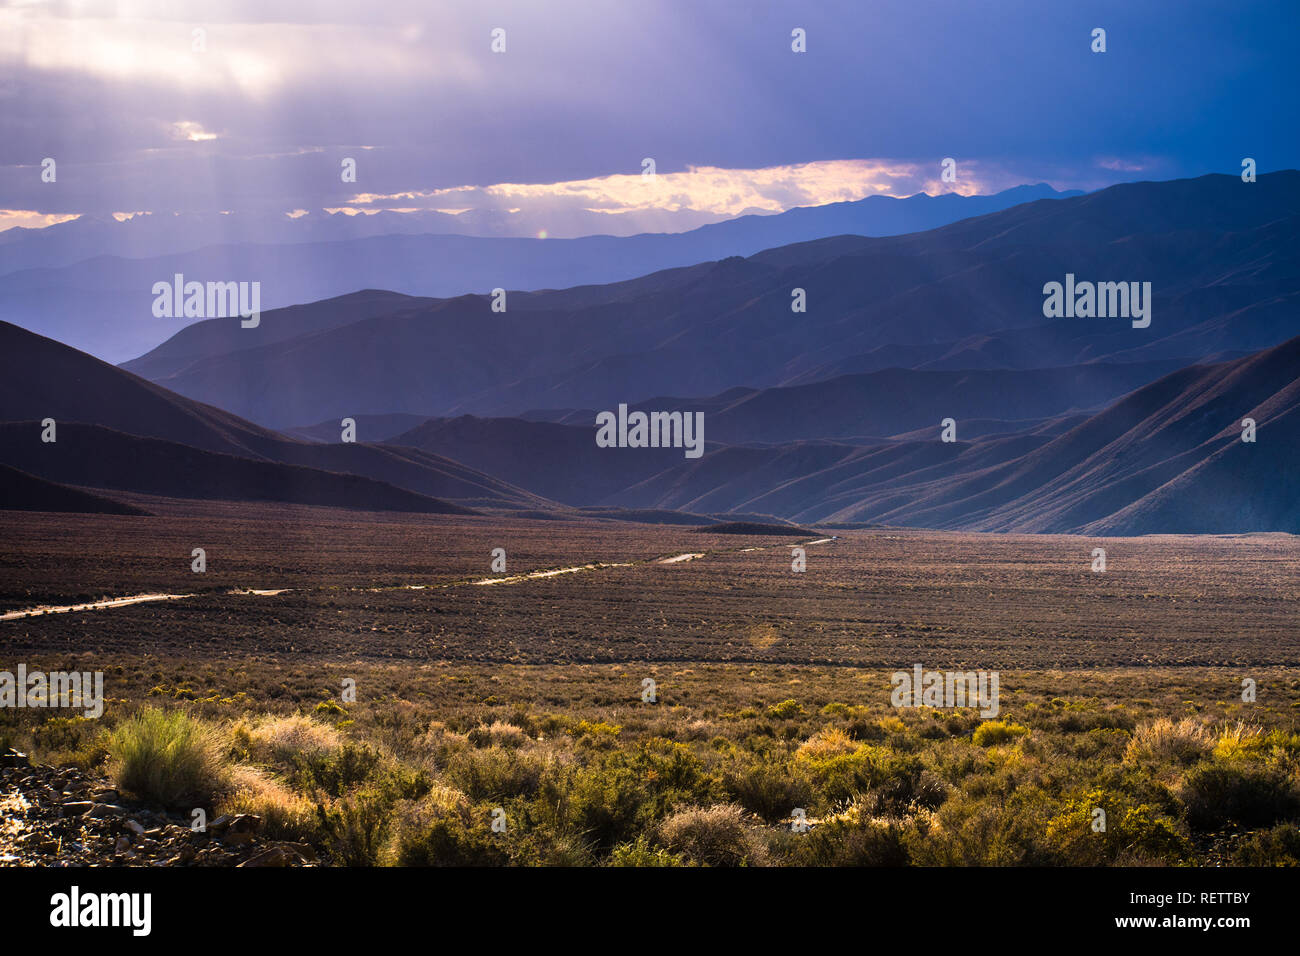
[168,845,197,865]
[236,845,303,868]
[0,750,30,768]
[220,814,261,844]
[0,759,317,869]
[287,842,319,863]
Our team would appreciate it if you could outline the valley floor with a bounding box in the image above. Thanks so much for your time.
[1,504,1298,865]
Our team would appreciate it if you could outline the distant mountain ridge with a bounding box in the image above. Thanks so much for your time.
[0,183,1078,275]
[602,335,1300,534]
[0,322,550,514]
[1,184,1078,362]
[120,172,1300,430]
[5,172,1298,535]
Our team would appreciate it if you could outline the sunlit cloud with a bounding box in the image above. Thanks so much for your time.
[337,159,1012,236]
[2,2,1253,237]
[0,209,79,231]
[171,120,218,142]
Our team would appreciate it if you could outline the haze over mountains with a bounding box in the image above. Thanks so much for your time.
[384,330,1300,535]
[0,184,1076,363]
[2,172,1296,535]
[583,335,1300,534]
[124,172,1298,433]
[0,322,546,515]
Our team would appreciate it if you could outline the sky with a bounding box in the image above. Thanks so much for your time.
[2,0,1298,237]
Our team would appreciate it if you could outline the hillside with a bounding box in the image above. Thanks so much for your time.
[119,172,1299,429]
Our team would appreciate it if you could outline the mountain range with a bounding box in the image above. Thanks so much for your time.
[1,171,1296,534]
[0,322,546,515]
[114,172,1299,432]
[0,185,1077,363]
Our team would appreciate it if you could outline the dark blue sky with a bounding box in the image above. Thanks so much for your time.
[2,0,1296,236]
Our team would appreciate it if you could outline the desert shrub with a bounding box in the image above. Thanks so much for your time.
[917,721,949,740]
[384,787,510,867]
[909,789,1058,866]
[419,721,471,765]
[293,741,383,797]
[565,740,719,850]
[467,720,529,750]
[1044,788,1189,864]
[944,714,980,737]
[1052,708,1135,734]
[31,715,93,754]
[1177,761,1300,831]
[1065,727,1131,762]
[876,716,907,737]
[108,708,229,806]
[1231,824,1300,866]
[655,804,767,866]
[316,789,392,866]
[31,715,105,769]
[446,746,550,800]
[221,765,320,843]
[1124,717,1212,766]
[796,744,877,806]
[796,726,857,761]
[570,719,622,743]
[1210,721,1285,761]
[793,737,932,811]
[723,759,813,823]
[972,721,1029,747]
[845,718,886,741]
[246,713,342,764]
[795,805,911,866]
[608,836,694,867]
[767,699,804,720]
[873,753,939,811]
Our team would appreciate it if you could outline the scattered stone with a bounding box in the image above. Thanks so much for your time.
[237,844,304,868]
[287,842,319,863]
[1,759,318,867]
[0,750,30,769]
